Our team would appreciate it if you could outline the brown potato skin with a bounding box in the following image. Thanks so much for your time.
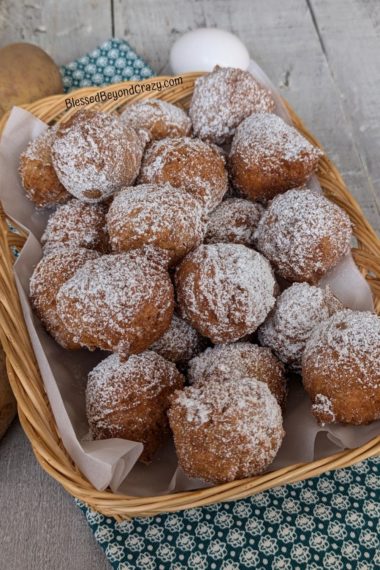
[0,43,63,115]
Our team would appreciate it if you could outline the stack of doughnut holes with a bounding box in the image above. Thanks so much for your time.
[22,66,380,484]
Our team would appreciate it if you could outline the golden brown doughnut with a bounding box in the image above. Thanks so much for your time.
[52,110,144,202]
[189,66,275,145]
[30,248,99,349]
[41,199,109,253]
[254,188,352,284]
[56,252,174,359]
[229,113,322,201]
[168,377,284,483]
[150,313,204,366]
[302,310,380,425]
[204,197,263,246]
[107,183,205,265]
[175,243,276,343]
[258,283,343,370]
[188,342,287,410]
[120,98,191,140]
[19,127,71,208]
[86,351,184,463]
[138,136,228,212]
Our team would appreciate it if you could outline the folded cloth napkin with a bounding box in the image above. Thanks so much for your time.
[60,38,154,92]
[55,39,380,570]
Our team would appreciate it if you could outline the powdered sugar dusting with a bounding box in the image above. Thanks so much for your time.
[174,377,281,427]
[303,309,380,383]
[41,199,108,252]
[258,283,343,370]
[231,113,322,172]
[254,188,352,283]
[150,313,203,364]
[107,183,206,263]
[56,252,174,355]
[30,247,99,348]
[19,125,71,208]
[138,136,228,212]
[312,394,336,425]
[52,110,144,202]
[86,351,182,425]
[22,125,58,163]
[169,377,284,482]
[189,66,275,144]
[120,99,191,139]
[205,197,263,246]
[176,243,276,343]
[188,342,287,408]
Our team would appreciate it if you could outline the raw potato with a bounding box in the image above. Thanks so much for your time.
[0,43,63,116]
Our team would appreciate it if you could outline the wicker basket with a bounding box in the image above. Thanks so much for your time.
[0,73,379,519]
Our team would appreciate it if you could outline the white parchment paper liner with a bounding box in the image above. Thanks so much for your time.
[0,62,378,496]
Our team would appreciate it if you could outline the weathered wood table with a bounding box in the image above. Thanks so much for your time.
[0,1,379,568]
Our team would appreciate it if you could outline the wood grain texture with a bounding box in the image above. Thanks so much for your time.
[0,1,380,568]
[0,421,110,570]
[0,0,112,64]
[308,0,380,224]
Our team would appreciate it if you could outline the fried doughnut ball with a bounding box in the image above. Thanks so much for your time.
[138,137,228,212]
[19,127,71,208]
[120,99,191,140]
[168,377,284,483]
[259,283,342,371]
[30,248,99,349]
[41,199,109,253]
[86,351,184,463]
[189,66,275,145]
[107,183,205,264]
[150,313,204,365]
[56,252,174,358]
[188,342,287,409]
[229,113,323,201]
[52,110,144,203]
[255,188,352,284]
[176,243,276,343]
[204,198,263,246]
[302,310,380,425]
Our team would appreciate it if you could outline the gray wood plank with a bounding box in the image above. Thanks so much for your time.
[0,1,112,64]
[114,0,380,233]
[308,0,380,207]
[0,421,110,570]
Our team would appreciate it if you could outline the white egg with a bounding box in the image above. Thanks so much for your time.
[170,28,250,74]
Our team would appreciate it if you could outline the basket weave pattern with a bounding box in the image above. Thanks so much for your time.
[0,74,379,519]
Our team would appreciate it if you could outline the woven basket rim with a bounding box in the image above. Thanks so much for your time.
[0,72,379,519]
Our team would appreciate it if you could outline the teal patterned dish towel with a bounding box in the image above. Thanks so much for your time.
[60,38,154,92]
[77,457,380,570]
